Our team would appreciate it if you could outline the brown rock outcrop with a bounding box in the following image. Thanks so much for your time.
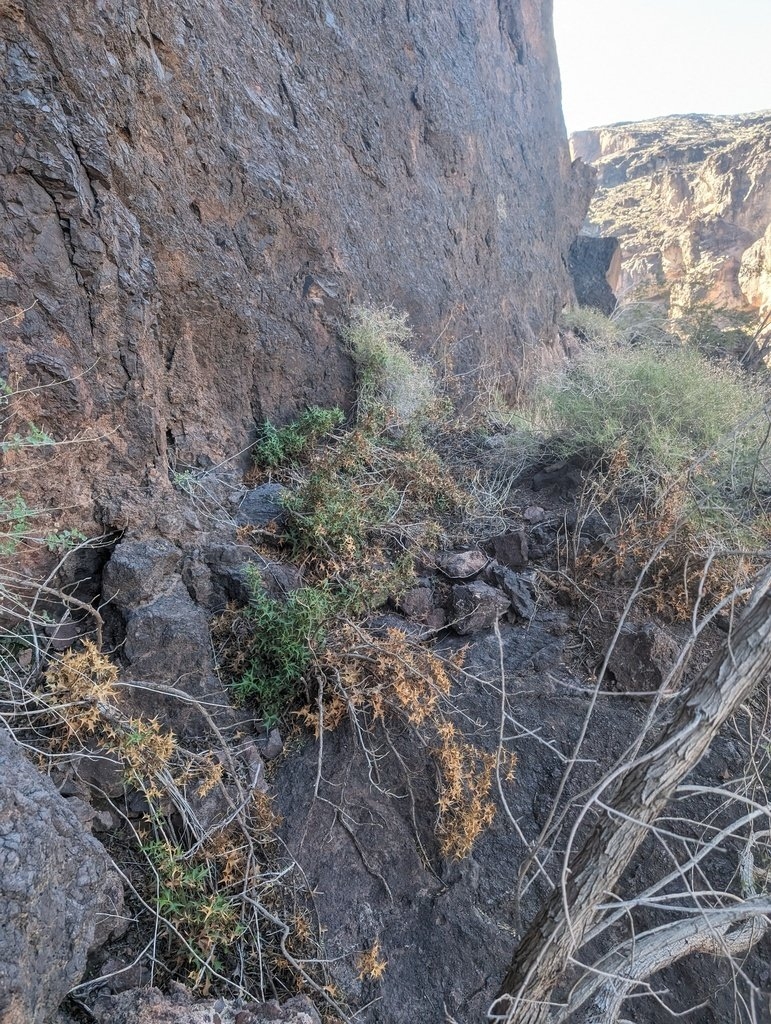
[0,1,591,533]
[571,111,771,317]
[740,222,771,317]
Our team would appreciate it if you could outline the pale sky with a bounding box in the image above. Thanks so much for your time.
[553,0,771,133]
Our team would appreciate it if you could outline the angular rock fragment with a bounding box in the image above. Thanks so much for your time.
[397,584,447,629]
[528,521,559,560]
[257,727,284,761]
[235,484,288,528]
[451,581,510,635]
[484,563,536,619]
[484,530,529,570]
[435,549,489,579]
[523,505,545,523]
[101,538,182,610]
[605,623,679,693]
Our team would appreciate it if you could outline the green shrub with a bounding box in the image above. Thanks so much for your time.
[0,423,54,452]
[560,306,623,348]
[253,406,344,468]
[538,323,771,586]
[232,570,334,724]
[542,340,765,488]
[283,466,386,559]
[536,310,770,615]
[280,425,464,561]
[0,496,33,556]
[45,528,87,554]
[343,305,438,428]
[141,838,242,970]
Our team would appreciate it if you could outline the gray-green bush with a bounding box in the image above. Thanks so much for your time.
[543,343,765,481]
[343,305,438,428]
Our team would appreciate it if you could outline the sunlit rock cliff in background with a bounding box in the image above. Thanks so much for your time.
[571,111,771,319]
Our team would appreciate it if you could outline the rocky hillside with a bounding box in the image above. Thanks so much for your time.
[3,326,768,1023]
[0,0,592,539]
[6,5,771,1024]
[571,111,771,316]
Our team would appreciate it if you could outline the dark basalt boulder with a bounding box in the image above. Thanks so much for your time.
[568,234,621,315]
[0,731,125,1023]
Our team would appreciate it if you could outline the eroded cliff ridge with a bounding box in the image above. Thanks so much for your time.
[1,0,591,532]
[571,110,771,316]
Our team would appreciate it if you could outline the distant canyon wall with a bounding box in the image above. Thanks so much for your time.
[0,0,591,531]
[572,111,771,318]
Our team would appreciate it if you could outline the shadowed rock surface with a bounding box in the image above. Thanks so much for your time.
[0,0,592,534]
[0,730,125,1024]
[91,989,321,1024]
[568,234,620,314]
[274,620,771,1024]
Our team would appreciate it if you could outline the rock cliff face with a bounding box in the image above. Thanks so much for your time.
[0,0,591,532]
[571,111,771,316]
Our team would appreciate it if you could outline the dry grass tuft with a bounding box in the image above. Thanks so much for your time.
[356,938,388,982]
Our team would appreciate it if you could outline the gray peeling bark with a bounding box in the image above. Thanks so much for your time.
[490,569,771,1024]
[562,903,770,1024]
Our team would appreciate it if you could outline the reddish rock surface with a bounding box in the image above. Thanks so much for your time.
[1,0,591,531]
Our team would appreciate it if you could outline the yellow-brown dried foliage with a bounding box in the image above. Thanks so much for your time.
[434,720,513,860]
[133,780,311,995]
[356,938,388,982]
[298,624,455,733]
[45,643,177,783]
[45,639,119,737]
[252,785,284,837]
[561,447,770,622]
[297,624,503,860]
[43,644,320,1000]
[570,484,766,621]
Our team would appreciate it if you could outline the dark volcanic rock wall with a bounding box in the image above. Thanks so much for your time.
[1,0,590,529]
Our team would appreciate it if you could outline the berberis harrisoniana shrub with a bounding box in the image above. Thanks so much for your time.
[230,568,334,726]
[253,405,344,468]
[542,308,770,614]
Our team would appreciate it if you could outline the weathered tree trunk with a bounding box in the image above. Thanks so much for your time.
[562,903,770,1024]
[490,570,771,1024]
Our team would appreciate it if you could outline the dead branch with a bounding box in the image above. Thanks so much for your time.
[490,568,771,1024]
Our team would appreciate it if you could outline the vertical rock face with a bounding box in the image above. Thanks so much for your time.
[571,111,771,316]
[739,222,771,316]
[1,0,590,528]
